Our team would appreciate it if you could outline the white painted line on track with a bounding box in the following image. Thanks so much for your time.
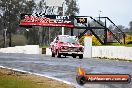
[0,65,82,88]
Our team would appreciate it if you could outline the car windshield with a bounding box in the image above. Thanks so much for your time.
[59,37,78,43]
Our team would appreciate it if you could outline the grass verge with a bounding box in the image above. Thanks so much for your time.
[0,68,74,88]
[39,45,50,48]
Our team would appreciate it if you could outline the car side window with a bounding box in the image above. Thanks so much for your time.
[53,37,57,43]
[53,37,59,43]
[54,37,59,43]
[56,37,59,40]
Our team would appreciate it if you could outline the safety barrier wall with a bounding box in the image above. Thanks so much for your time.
[0,45,40,54]
[46,46,132,60]
[0,45,132,60]
[46,48,52,55]
[92,46,132,60]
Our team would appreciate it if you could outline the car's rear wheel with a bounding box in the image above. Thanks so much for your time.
[51,52,55,57]
[57,50,61,58]
[79,54,83,59]
[72,55,76,58]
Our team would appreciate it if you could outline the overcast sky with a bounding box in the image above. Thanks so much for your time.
[78,0,132,27]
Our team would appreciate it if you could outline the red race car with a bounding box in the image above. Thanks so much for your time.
[50,35,84,59]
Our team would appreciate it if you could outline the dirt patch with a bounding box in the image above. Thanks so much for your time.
[0,67,75,88]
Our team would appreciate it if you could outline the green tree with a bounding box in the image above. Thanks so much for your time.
[108,25,114,30]
[34,0,56,45]
[117,25,125,30]
[65,0,79,15]
[0,0,36,33]
[0,0,37,46]
[0,0,80,46]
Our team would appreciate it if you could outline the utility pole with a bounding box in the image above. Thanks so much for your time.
[62,1,65,35]
[8,0,12,47]
[4,29,7,48]
[9,31,12,47]
[99,10,102,23]
[3,7,7,48]
[71,0,74,36]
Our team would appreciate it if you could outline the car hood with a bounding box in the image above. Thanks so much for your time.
[60,42,84,48]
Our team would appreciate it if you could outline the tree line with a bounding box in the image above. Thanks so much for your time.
[0,0,79,47]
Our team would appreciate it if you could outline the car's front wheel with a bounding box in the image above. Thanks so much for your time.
[79,54,83,59]
[57,50,61,58]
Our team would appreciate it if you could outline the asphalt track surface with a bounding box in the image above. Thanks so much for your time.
[0,53,132,88]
